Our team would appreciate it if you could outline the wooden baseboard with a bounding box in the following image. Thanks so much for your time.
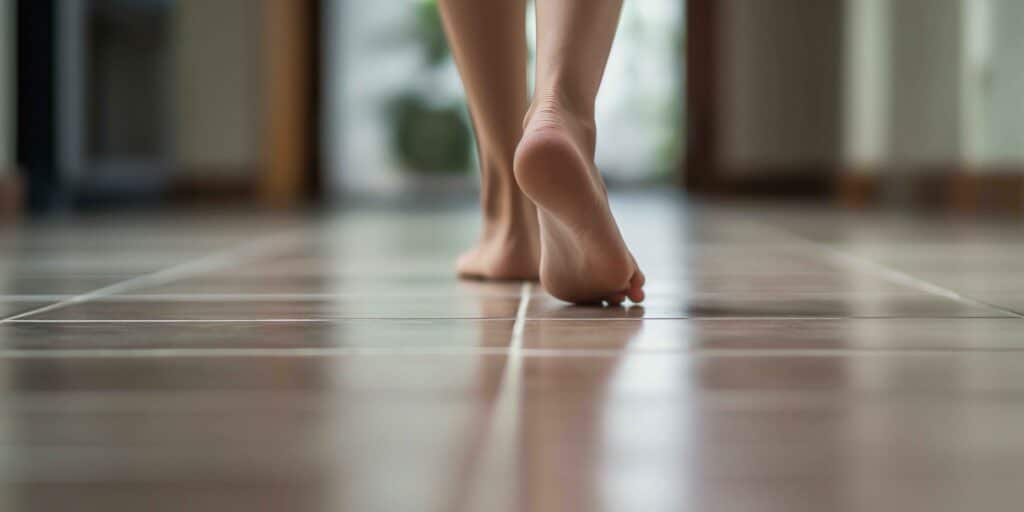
[687,165,838,198]
[262,0,316,208]
[836,172,879,208]
[837,170,1024,213]
[168,172,259,204]
[688,163,1024,213]
[0,172,24,218]
[947,173,1024,213]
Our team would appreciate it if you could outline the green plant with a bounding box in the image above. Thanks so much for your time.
[415,0,450,66]
[390,94,472,174]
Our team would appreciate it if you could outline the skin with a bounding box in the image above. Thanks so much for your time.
[439,0,644,305]
[438,0,540,282]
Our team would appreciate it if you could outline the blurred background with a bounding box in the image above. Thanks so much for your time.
[0,0,1023,216]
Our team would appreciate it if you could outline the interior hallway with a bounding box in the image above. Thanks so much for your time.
[0,193,1022,511]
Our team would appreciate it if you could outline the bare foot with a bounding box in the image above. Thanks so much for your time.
[513,97,645,304]
[456,228,540,281]
[456,189,541,281]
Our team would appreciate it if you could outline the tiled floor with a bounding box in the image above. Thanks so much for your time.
[1,195,1023,511]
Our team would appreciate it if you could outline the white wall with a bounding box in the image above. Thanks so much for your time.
[887,0,964,167]
[841,0,966,172]
[719,0,1024,178]
[841,0,1024,172]
[842,0,890,170]
[716,0,842,176]
[0,0,12,174]
[979,0,1024,164]
[173,0,264,176]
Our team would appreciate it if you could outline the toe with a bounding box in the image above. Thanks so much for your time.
[605,292,627,306]
[627,268,645,303]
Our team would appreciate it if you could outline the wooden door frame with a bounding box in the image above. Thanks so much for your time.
[683,0,719,192]
[261,0,322,207]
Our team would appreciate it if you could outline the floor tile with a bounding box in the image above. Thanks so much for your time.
[527,292,1012,319]
[2,195,1024,511]
[0,300,55,319]
[635,257,850,278]
[908,271,1024,293]
[213,261,459,279]
[519,318,1024,351]
[128,275,525,296]
[0,319,514,350]
[0,354,509,512]
[638,272,914,294]
[0,254,193,275]
[958,293,1024,315]
[24,297,522,320]
[0,276,131,294]
[495,353,1024,512]
[1,352,1022,511]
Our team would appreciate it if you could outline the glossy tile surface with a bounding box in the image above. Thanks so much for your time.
[519,318,1024,351]
[0,319,515,350]
[1,195,1023,511]
[27,297,523,320]
[527,292,1011,318]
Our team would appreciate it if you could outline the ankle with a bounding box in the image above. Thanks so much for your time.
[524,91,596,152]
[478,161,536,230]
[479,211,538,258]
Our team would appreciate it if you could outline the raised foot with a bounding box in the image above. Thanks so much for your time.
[513,104,644,305]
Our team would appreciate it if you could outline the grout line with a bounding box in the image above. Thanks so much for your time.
[0,231,301,324]
[70,293,525,301]
[764,225,1024,319]
[464,281,532,509]
[4,315,1020,324]
[4,318,518,323]
[0,346,1021,359]
[510,281,532,353]
[1,290,1011,302]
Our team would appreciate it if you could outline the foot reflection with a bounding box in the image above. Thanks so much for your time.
[545,302,647,320]
[446,289,646,512]
[517,317,643,511]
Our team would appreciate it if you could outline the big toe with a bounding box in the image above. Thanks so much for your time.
[627,265,645,303]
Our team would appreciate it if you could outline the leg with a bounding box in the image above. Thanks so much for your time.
[439,0,540,280]
[514,0,645,304]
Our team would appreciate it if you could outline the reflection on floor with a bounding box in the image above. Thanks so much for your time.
[0,194,1022,511]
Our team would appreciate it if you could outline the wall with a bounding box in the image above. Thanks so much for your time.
[981,0,1024,164]
[839,0,967,172]
[716,0,842,176]
[842,0,1024,171]
[0,0,12,175]
[887,0,964,167]
[842,0,890,170]
[173,0,264,177]
[713,0,1024,185]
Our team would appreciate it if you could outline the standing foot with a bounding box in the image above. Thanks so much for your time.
[456,227,540,281]
[456,185,541,281]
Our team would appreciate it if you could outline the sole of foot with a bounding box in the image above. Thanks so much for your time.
[513,104,644,305]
